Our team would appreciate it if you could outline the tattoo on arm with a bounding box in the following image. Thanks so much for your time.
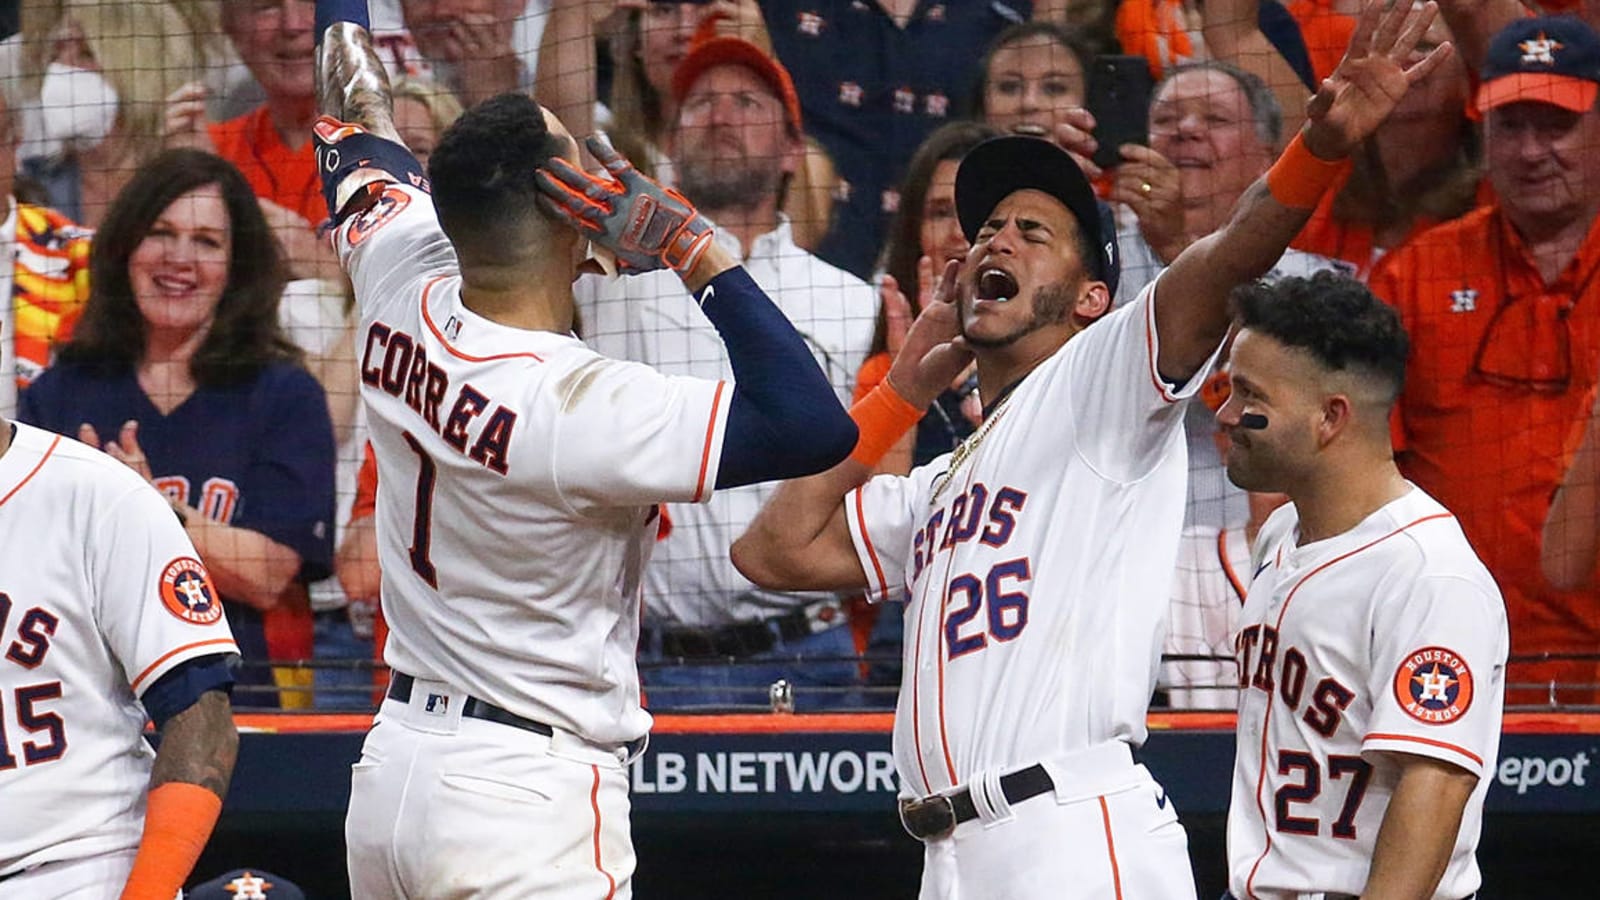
[150,690,238,800]
[316,22,401,143]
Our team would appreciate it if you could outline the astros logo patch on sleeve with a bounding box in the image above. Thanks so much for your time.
[1392,646,1474,725]
[346,186,412,247]
[160,557,223,625]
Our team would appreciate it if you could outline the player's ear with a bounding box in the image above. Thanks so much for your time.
[1072,281,1111,324]
[1317,394,1354,447]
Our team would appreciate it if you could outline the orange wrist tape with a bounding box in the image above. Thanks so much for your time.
[1266,132,1352,210]
[849,381,924,467]
[119,782,223,900]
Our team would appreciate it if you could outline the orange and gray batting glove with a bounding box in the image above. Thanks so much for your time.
[535,134,715,276]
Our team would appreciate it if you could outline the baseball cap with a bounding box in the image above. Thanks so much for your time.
[188,868,306,900]
[671,31,804,134]
[954,135,1119,293]
[1475,15,1600,116]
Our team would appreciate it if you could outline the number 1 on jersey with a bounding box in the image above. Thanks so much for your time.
[402,432,439,587]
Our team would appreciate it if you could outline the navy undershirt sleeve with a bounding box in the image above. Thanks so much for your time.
[142,654,236,730]
[693,267,858,488]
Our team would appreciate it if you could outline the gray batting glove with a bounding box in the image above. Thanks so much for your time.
[535,134,715,276]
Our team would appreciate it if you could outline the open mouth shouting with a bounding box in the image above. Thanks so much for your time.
[975,265,1020,303]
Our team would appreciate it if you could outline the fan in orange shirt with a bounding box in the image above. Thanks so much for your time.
[1372,14,1600,706]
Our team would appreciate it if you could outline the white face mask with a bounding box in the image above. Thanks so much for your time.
[38,61,119,156]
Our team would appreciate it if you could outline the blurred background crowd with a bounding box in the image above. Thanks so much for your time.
[3,0,1598,713]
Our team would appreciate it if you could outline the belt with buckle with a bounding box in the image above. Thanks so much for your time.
[898,763,1056,840]
[655,598,845,659]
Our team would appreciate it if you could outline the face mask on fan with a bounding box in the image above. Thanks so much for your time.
[37,61,119,157]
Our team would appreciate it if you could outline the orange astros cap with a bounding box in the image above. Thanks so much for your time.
[1475,15,1600,117]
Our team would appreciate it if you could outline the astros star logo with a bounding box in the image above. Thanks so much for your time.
[1519,33,1564,65]
[159,557,223,625]
[225,871,274,899]
[1413,663,1456,702]
[1393,646,1474,725]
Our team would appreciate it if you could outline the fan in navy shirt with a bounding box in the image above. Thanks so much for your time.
[760,0,1030,279]
[19,150,335,709]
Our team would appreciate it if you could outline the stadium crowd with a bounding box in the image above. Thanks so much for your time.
[1,0,1597,715]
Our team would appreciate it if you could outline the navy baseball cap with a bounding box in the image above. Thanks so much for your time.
[1476,15,1600,116]
[188,869,306,900]
[954,135,1119,295]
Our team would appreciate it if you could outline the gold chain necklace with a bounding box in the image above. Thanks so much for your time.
[930,394,1016,502]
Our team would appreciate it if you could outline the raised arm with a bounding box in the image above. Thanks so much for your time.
[314,2,412,221]
[1154,0,1454,380]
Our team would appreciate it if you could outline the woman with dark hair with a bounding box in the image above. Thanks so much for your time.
[973,21,1095,142]
[19,149,336,709]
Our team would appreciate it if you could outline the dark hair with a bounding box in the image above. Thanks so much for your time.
[428,92,572,256]
[1230,271,1409,403]
[61,149,299,385]
[1159,60,1283,147]
[973,21,1095,120]
[871,121,1001,355]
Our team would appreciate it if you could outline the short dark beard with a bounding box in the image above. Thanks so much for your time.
[960,278,1075,348]
[677,156,782,212]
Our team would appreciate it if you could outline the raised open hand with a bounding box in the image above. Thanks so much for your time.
[885,259,975,409]
[1302,0,1455,159]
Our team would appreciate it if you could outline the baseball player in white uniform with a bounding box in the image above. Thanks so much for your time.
[1217,273,1506,900]
[0,416,239,899]
[732,4,1449,895]
[314,4,856,897]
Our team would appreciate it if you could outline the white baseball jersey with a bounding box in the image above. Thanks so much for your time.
[844,280,1221,795]
[576,217,876,625]
[1163,524,1249,710]
[0,422,237,875]
[1227,486,1507,900]
[333,182,730,746]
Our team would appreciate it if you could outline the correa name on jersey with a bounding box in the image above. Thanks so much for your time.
[359,321,517,475]
[1236,623,1358,738]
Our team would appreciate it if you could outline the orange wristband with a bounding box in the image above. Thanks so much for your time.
[1265,132,1352,210]
[119,782,223,900]
[849,381,924,467]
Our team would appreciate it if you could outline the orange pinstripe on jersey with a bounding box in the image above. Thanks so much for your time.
[0,432,60,507]
[1098,795,1125,899]
[1363,731,1484,767]
[129,638,241,693]
[692,382,728,503]
[589,765,617,900]
[854,489,891,602]
[420,276,548,364]
[1143,294,1184,403]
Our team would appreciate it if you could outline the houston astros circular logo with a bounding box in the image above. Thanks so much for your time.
[1392,646,1473,725]
[160,557,222,625]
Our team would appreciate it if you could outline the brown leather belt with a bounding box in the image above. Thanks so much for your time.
[898,763,1056,840]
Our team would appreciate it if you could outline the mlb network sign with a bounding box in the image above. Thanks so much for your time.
[631,733,898,813]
